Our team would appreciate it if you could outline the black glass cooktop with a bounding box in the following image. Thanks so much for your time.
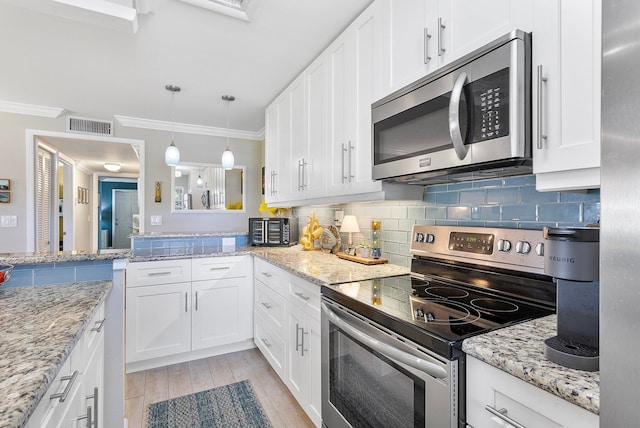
[322,273,554,359]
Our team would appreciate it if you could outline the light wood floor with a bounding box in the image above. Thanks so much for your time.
[124,348,315,428]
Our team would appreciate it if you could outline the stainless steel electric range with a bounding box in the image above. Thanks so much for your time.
[321,225,556,428]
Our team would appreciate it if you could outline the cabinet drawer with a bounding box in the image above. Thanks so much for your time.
[289,276,320,318]
[126,259,191,287]
[255,280,286,337]
[254,258,288,295]
[254,311,286,379]
[192,255,249,281]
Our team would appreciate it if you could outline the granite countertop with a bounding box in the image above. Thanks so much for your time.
[0,281,112,428]
[129,245,252,262]
[252,245,410,285]
[0,249,130,265]
[462,315,600,415]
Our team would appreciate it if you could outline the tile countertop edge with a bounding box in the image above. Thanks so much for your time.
[1,281,113,428]
[462,315,600,415]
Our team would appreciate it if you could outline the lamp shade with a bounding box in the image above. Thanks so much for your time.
[165,141,180,166]
[221,147,234,170]
[340,215,360,233]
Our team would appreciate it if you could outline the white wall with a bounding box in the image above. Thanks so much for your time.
[0,111,264,253]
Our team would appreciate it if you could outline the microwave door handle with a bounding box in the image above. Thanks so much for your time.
[321,303,448,379]
[449,71,470,160]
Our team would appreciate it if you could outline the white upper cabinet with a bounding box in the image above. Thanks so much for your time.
[380,0,533,96]
[327,3,385,196]
[304,55,329,200]
[532,0,601,191]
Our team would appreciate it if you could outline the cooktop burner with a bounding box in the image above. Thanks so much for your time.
[322,272,554,358]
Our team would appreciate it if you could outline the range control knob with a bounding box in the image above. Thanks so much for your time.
[535,242,544,256]
[497,239,512,252]
[426,234,435,244]
[415,233,425,242]
[516,241,532,254]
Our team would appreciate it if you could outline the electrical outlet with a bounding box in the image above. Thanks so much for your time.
[0,215,17,228]
[150,215,162,226]
[334,210,344,227]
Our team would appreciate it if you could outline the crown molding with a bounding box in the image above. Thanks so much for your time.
[0,100,66,118]
[114,115,263,141]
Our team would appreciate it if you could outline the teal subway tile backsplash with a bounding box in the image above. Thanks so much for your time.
[4,261,114,288]
[294,174,600,268]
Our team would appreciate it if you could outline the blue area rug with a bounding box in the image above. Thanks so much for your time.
[146,380,273,427]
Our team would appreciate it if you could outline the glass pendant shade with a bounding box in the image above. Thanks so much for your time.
[165,141,180,166]
[221,146,234,170]
[196,173,204,188]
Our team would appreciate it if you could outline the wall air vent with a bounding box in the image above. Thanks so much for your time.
[67,116,113,136]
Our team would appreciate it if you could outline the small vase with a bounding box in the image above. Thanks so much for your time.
[359,248,371,258]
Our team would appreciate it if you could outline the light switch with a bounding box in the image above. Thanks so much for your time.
[150,215,162,226]
[0,215,17,228]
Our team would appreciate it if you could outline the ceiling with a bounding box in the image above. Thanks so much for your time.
[0,0,372,171]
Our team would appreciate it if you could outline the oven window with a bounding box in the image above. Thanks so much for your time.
[329,327,426,428]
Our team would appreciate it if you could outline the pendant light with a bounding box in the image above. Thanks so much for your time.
[196,169,204,188]
[221,94,235,170]
[165,84,181,166]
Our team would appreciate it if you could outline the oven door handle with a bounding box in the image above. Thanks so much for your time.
[322,303,448,379]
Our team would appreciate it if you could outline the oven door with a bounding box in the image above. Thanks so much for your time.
[321,299,460,428]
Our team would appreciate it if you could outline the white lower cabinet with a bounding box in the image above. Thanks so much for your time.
[27,303,105,428]
[254,259,321,427]
[466,355,598,428]
[125,256,254,371]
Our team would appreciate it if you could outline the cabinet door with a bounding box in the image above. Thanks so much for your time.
[80,338,104,428]
[307,313,322,427]
[304,54,329,200]
[380,0,435,94]
[285,303,307,405]
[533,0,601,191]
[125,282,191,363]
[438,0,533,67]
[192,277,253,350]
[264,101,279,203]
[348,2,384,195]
[327,32,353,196]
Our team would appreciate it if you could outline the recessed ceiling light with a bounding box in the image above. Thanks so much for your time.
[104,162,122,172]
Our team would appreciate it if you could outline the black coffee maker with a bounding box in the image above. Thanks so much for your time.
[543,227,600,371]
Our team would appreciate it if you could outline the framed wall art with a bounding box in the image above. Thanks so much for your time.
[0,179,9,191]
[0,191,9,203]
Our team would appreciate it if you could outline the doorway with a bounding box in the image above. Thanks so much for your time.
[26,129,145,252]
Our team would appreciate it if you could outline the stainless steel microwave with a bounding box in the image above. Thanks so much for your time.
[248,217,298,246]
[372,30,532,185]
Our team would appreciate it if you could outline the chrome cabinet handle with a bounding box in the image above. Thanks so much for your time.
[185,292,188,312]
[260,337,272,348]
[195,291,198,311]
[301,328,309,357]
[302,158,308,189]
[348,141,354,182]
[261,271,273,278]
[50,370,79,402]
[295,323,302,352]
[77,405,92,428]
[148,271,171,276]
[322,303,448,379]
[261,302,272,310]
[294,291,310,301]
[341,143,347,183]
[86,387,99,428]
[424,27,432,64]
[537,64,548,149]
[485,405,527,428]
[298,159,303,190]
[91,318,106,332]
[438,17,446,56]
[209,266,230,271]
[449,71,469,160]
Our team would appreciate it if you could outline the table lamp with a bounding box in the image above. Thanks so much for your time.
[340,215,360,251]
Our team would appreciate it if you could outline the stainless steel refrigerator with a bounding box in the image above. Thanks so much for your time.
[601,0,640,424]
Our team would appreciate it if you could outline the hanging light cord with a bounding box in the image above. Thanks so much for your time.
[225,97,230,150]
